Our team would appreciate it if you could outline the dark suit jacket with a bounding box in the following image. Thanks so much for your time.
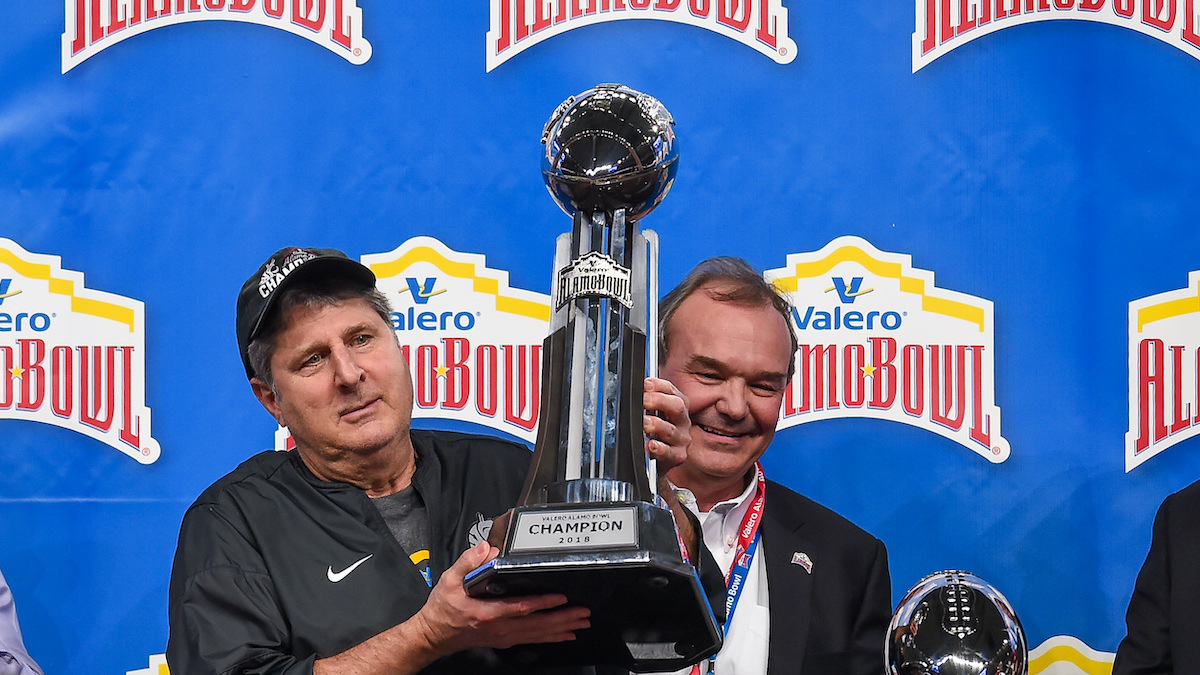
[1113,480,1200,675]
[761,480,892,675]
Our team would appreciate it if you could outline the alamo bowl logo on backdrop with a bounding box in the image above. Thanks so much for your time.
[362,237,551,444]
[1126,270,1200,471]
[765,236,1009,463]
[0,238,159,464]
[62,0,372,73]
[915,0,1200,73]
[487,0,796,71]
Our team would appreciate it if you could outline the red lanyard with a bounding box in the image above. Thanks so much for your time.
[690,463,767,675]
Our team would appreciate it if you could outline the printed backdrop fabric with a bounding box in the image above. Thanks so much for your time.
[1,1,1198,673]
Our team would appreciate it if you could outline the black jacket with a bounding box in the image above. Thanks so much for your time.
[761,479,891,675]
[1113,480,1200,675]
[166,429,537,674]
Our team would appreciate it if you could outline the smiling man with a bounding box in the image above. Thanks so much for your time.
[653,257,892,675]
[166,246,697,675]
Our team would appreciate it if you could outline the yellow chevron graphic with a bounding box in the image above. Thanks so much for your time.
[1029,635,1114,675]
[773,245,986,332]
[369,245,550,323]
[1136,277,1199,332]
[0,248,137,333]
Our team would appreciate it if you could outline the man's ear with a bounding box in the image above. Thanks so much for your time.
[250,378,285,426]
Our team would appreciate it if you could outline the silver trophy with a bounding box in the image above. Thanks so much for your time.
[464,84,721,671]
[887,570,1028,675]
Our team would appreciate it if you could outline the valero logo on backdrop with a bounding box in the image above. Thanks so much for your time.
[1126,270,1200,471]
[766,236,1009,462]
[364,237,551,444]
[61,0,372,73]
[487,0,797,71]
[0,238,159,464]
[914,0,1200,72]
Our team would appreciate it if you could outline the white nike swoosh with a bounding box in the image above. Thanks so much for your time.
[327,554,373,583]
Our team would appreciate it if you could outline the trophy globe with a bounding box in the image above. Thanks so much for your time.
[887,570,1028,675]
[541,82,678,220]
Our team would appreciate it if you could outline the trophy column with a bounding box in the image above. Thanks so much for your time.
[464,84,721,672]
[522,207,653,507]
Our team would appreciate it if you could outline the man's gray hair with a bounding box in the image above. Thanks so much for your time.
[658,256,799,382]
[247,278,395,389]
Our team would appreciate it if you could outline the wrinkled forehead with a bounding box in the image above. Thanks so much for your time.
[267,288,380,338]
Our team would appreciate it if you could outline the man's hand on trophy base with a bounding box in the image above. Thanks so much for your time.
[642,376,691,473]
[418,542,591,656]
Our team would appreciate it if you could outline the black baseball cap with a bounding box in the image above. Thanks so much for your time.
[236,246,376,380]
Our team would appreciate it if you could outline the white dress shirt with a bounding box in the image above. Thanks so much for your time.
[653,477,770,675]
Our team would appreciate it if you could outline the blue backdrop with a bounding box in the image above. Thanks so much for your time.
[1,1,1198,672]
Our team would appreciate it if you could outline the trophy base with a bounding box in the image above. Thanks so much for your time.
[463,502,722,672]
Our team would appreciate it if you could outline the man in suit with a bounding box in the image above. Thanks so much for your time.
[653,257,892,675]
[1113,479,1200,674]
